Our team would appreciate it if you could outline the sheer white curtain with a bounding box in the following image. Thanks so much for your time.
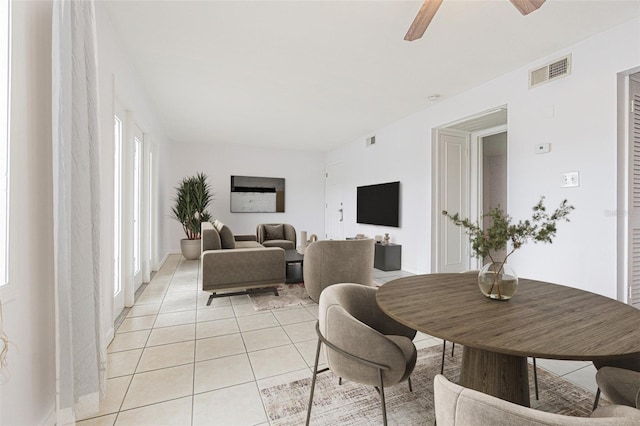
[52,0,105,423]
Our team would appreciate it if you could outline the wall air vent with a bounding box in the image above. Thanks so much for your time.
[366,135,376,147]
[529,54,572,89]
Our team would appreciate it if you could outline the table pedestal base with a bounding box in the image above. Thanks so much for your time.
[459,346,530,407]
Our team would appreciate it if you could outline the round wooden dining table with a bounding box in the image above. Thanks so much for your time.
[376,273,640,406]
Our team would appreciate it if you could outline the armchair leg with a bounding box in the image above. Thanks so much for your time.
[306,338,323,426]
[408,376,413,393]
[338,377,342,385]
[378,369,388,426]
[593,387,601,411]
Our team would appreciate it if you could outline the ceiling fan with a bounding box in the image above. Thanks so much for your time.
[404,0,546,41]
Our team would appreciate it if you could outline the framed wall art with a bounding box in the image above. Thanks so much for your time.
[230,175,285,213]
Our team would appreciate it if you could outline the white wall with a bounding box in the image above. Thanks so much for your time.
[0,1,56,424]
[159,142,326,256]
[327,18,640,298]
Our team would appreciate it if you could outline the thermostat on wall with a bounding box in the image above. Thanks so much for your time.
[535,143,550,154]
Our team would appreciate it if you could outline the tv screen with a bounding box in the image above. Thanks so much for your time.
[357,181,400,227]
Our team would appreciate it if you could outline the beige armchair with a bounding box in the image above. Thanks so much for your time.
[596,366,640,408]
[434,374,640,426]
[592,357,640,409]
[306,283,417,426]
[303,239,374,303]
[256,223,296,250]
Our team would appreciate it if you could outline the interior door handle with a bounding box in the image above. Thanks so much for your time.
[338,208,343,222]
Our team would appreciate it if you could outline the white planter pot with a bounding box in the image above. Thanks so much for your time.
[180,239,201,260]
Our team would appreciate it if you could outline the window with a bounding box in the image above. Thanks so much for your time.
[0,0,11,287]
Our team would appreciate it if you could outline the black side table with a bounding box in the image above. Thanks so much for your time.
[374,243,401,271]
[285,249,304,283]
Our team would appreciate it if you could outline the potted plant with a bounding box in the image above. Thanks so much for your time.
[171,172,213,260]
[443,197,574,300]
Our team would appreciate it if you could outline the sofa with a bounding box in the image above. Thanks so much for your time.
[433,374,640,426]
[256,223,297,250]
[201,221,285,305]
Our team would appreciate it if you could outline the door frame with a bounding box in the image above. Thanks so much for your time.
[432,111,508,273]
[113,105,125,318]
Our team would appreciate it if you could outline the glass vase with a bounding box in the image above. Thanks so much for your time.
[477,262,518,300]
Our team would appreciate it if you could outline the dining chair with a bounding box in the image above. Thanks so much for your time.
[306,283,417,426]
[595,366,640,408]
[592,357,640,410]
[434,374,640,425]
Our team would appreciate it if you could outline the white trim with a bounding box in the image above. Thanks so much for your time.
[104,326,115,348]
[40,403,56,426]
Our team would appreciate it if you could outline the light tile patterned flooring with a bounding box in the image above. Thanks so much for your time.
[78,255,598,425]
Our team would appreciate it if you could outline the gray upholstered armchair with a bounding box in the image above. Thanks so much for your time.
[303,239,374,303]
[592,357,640,409]
[434,374,640,426]
[596,366,640,408]
[306,283,417,426]
[256,223,296,250]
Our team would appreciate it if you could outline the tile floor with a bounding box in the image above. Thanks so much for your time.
[78,255,599,425]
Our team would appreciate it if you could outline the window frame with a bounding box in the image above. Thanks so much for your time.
[0,0,12,295]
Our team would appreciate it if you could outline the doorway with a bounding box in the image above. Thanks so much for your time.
[480,131,508,263]
[325,162,345,240]
[432,108,508,272]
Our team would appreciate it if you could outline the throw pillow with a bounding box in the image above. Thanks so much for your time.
[218,225,236,249]
[264,224,284,241]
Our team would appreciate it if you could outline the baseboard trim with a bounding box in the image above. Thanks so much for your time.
[105,327,115,347]
[40,402,55,426]
[157,251,177,270]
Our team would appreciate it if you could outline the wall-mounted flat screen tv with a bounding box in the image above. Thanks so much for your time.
[356,181,400,227]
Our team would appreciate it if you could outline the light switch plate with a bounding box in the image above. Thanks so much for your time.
[561,171,580,188]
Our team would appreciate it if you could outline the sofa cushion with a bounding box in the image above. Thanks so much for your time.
[213,220,236,249]
[264,224,284,240]
[219,225,236,249]
[263,240,295,250]
[235,240,264,249]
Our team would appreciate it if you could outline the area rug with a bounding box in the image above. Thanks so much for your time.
[249,283,316,311]
[261,344,606,425]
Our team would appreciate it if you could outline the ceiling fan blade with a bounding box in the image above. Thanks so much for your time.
[404,0,444,42]
[509,0,546,16]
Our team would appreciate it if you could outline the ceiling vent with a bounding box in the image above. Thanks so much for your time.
[366,135,376,147]
[529,54,572,89]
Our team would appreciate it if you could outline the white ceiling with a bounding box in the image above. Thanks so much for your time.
[101,0,640,152]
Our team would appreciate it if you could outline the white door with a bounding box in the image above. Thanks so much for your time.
[325,162,345,240]
[132,126,143,289]
[628,76,640,307]
[435,129,471,272]
[113,110,124,317]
